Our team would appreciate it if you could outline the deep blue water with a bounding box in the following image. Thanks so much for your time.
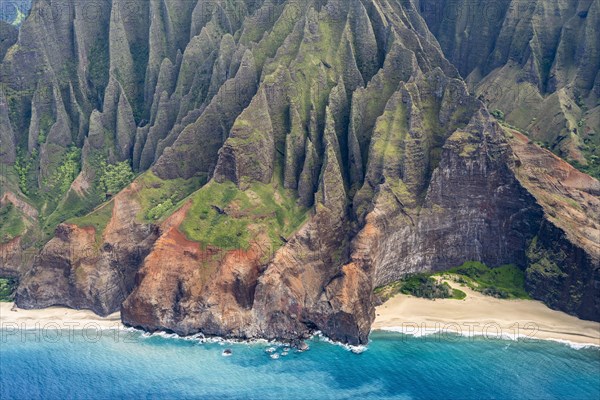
[1,329,599,399]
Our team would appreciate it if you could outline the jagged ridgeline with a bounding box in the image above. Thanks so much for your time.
[0,0,598,345]
[417,0,600,177]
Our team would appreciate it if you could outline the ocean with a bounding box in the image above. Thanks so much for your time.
[0,329,599,399]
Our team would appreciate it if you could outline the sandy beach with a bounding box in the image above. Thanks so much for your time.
[0,302,123,330]
[2,286,599,347]
[373,281,600,346]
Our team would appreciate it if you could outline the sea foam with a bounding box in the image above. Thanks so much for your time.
[375,326,600,350]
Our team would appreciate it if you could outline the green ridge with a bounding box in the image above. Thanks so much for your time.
[0,203,26,243]
[68,202,115,244]
[180,181,308,251]
[136,171,206,223]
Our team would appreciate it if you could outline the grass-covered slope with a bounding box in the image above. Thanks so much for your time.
[180,181,308,251]
[445,262,530,299]
[0,203,25,243]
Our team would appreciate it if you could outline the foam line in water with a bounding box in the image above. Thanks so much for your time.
[313,331,368,354]
[134,329,290,347]
[374,327,600,349]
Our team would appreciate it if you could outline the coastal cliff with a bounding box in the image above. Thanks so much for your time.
[1,0,599,345]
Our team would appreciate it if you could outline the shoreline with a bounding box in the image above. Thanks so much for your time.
[2,288,599,349]
[373,281,600,347]
[0,302,124,330]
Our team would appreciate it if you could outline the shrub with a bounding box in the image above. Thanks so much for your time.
[400,274,452,299]
[37,113,54,145]
[375,275,468,301]
[491,109,505,121]
[50,146,81,195]
[99,161,135,196]
[452,288,467,300]
[482,286,509,299]
[446,262,530,299]
[14,148,37,196]
[0,278,18,302]
[146,199,174,221]
[450,261,489,279]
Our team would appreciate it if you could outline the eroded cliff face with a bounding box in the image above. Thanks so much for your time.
[16,183,160,316]
[2,0,599,344]
[417,0,600,172]
[508,130,600,320]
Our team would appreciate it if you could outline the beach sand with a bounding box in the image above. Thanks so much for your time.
[0,302,123,330]
[373,280,600,346]
[2,285,599,347]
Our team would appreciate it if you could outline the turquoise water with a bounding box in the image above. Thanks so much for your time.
[1,330,599,399]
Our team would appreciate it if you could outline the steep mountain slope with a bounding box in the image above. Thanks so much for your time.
[1,0,599,345]
[0,0,31,25]
[417,0,600,176]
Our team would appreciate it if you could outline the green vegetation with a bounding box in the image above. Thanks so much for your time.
[37,146,84,236]
[4,86,28,137]
[99,161,135,196]
[41,167,201,240]
[445,262,530,299]
[88,41,109,91]
[42,186,106,240]
[525,236,567,284]
[6,144,88,239]
[47,146,81,197]
[499,121,528,136]
[180,181,308,251]
[374,274,466,302]
[136,171,206,223]
[11,7,26,25]
[250,2,303,69]
[491,109,505,121]
[12,144,99,240]
[374,262,529,301]
[0,203,26,243]
[400,274,452,298]
[130,43,150,123]
[146,199,174,221]
[42,155,131,232]
[43,155,136,239]
[68,202,115,244]
[14,148,36,195]
[0,278,18,302]
[570,150,600,180]
[37,113,54,145]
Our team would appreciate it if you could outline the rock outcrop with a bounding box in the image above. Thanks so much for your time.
[16,183,160,315]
